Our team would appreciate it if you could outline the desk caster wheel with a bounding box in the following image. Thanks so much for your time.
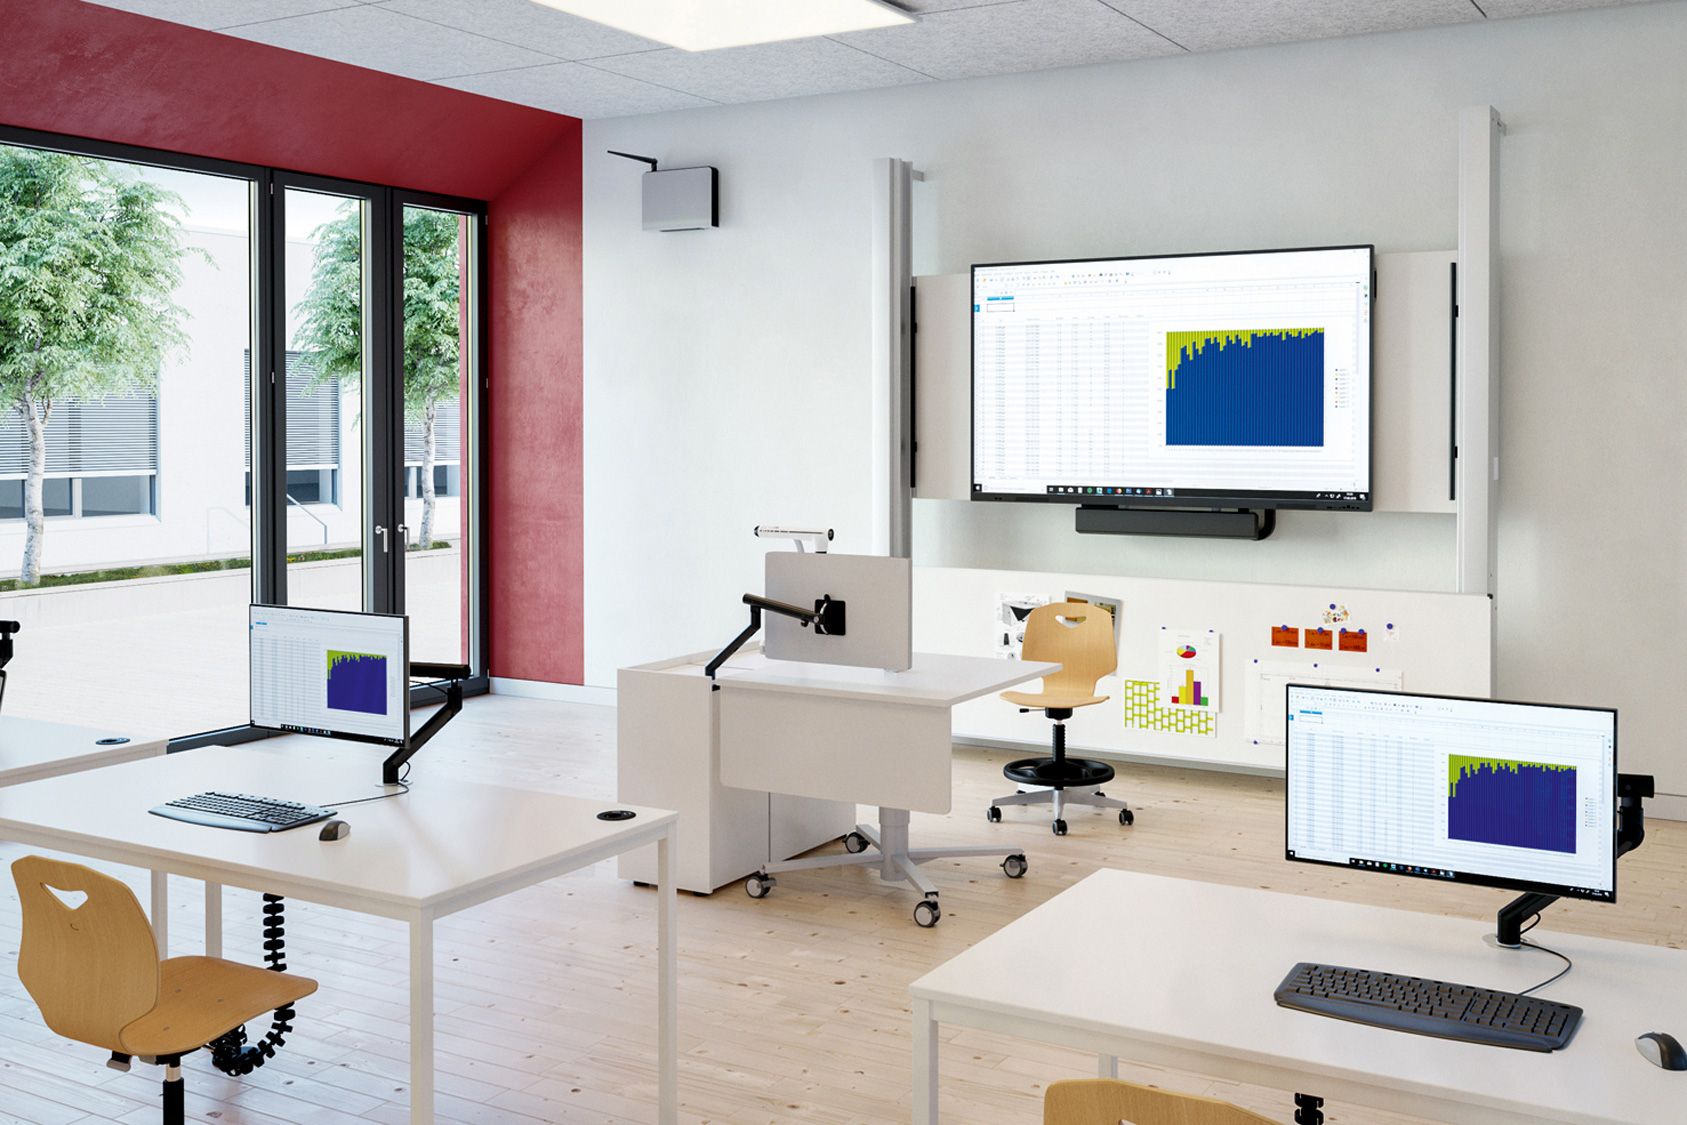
[1052,819,1068,836]
[914,898,941,927]
[1119,809,1134,826]
[1001,854,1028,879]
[843,831,869,853]
[986,806,1002,823]
[745,873,775,899]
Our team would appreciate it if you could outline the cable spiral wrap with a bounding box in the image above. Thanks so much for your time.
[208,893,297,1076]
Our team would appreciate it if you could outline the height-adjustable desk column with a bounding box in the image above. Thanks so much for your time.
[715,653,1057,926]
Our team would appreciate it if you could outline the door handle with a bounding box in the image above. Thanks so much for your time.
[375,524,390,553]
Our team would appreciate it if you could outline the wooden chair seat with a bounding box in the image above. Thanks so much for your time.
[1001,688,1109,711]
[118,956,318,1057]
[1045,1078,1278,1124]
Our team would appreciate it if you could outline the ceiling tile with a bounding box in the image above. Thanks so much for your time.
[835,0,1181,81]
[439,62,715,118]
[588,38,929,105]
[82,0,361,29]
[373,0,663,60]
[1477,0,1631,17]
[1108,0,1483,53]
[221,4,560,80]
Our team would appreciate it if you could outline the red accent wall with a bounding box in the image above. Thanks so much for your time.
[0,0,584,684]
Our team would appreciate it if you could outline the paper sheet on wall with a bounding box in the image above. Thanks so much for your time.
[994,593,1048,658]
[1157,628,1220,710]
[1122,680,1217,737]
[1245,659,1403,745]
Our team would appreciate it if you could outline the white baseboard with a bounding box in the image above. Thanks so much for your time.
[488,677,618,708]
[1645,791,1687,823]
[955,735,1283,778]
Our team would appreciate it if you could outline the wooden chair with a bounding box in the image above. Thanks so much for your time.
[12,855,318,1125]
[1045,1078,1279,1124]
[988,600,1134,835]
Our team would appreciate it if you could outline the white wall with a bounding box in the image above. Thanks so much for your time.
[584,3,1687,791]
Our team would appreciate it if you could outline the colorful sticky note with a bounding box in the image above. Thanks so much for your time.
[1305,628,1333,651]
[1339,628,1368,653]
[1271,625,1300,648]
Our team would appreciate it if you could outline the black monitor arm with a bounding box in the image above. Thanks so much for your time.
[1495,772,1653,947]
[704,593,845,682]
[382,662,471,785]
[0,620,19,716]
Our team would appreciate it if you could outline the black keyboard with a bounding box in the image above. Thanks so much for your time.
[150,791,336,833]
[1275,962,1582,1051]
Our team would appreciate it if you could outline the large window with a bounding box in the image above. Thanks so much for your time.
[0,128,486,742]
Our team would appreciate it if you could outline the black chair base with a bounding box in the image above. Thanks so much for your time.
[1002,755,1115,789]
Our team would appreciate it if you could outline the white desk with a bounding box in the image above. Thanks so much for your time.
[0,714,167,787]
[910,869,1687,1124]
[717,652,1056,925]
[0,744,680,1125]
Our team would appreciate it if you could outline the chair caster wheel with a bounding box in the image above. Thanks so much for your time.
[1052,819,1068,836]
[745,873,774,899]
[986,806,1002,823]
[1093,790,1105,798]
[1119,809,1135,826]
[1001,853,1028,879]
[914,898,941,927]
[843,831,869,853]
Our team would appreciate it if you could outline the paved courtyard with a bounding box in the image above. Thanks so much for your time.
[0,547,465,741]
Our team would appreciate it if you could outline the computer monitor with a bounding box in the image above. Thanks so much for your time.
[1285,685,1617,903]
[250,604,409,748]
[763,552,912,672]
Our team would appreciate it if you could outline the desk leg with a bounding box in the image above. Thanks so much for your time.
[204,882,223,958]
[657,830,678,1124]
[913,997,938,1125]
[150,871,168,957]
[409,912,435,1124]
[1098,1054,1118,1079]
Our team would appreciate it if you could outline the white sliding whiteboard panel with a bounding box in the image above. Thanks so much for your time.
[915,565,1491,774]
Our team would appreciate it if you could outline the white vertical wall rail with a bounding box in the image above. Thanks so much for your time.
[871,157,914,557]
[1456,106,1501,600]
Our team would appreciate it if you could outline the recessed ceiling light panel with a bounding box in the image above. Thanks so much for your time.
[532,0,913,52]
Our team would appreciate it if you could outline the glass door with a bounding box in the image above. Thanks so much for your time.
[273,180,379,612]
[395,200,481,671]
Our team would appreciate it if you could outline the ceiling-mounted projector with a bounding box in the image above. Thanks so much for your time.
[609,150,718,232]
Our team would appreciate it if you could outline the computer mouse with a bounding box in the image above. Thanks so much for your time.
[1636,1032,1687,1071]
[318,819,351,842]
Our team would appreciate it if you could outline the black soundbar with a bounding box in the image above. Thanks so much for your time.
[1075,506,1276,540]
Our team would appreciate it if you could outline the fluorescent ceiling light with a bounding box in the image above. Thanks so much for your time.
[533,0,913,52]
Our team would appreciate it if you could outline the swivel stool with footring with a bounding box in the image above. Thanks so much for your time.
[988,601,1134,836]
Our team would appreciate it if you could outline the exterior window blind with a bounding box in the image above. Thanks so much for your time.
[243,350,342,470]
[0,392,158,478]
[404,398,462,466]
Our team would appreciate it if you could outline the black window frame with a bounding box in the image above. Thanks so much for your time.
[0,123,492,748]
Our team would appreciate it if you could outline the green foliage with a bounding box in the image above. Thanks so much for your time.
[0,541,450,593]
[296,204,463,419]
[0,146,193,412]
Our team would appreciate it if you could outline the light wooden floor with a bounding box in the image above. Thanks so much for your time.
[0,695,1680,1124]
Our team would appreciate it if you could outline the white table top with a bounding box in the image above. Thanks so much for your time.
[911,869,1687,1125]
[0,715,168,787]
[715,651,1059,707]
[0,743,677,918]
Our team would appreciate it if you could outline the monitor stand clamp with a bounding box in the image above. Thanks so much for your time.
[382,662,471,785]
[1493,772,1652,948]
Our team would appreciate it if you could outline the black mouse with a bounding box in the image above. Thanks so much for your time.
[318,819,350,841]
[1636,1032,1687,1071]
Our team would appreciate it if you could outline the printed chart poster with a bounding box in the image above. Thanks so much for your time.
[1158,629,1220,710]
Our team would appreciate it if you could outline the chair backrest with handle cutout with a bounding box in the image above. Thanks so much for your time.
[12,855,160,1052]
[1022,601,1118,696]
